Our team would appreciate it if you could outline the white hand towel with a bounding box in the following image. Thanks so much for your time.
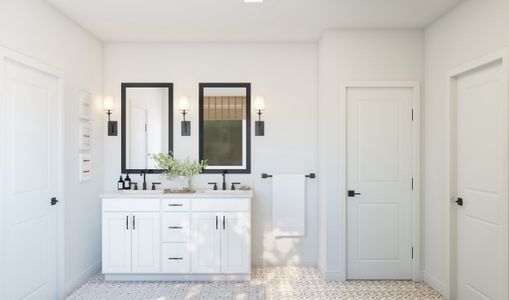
[272,174,306,238]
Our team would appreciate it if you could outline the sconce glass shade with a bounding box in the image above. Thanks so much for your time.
[179,96,190,111]
[104,96,114,111]
[254,96,265,111]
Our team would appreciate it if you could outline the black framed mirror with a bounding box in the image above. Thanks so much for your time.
[121,82,173,174]
[199,83,251,174]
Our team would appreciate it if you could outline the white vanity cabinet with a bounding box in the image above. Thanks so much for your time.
[190,213,251,273]
[192,212,251,273]
[101,191,252,281]
[102,199,160,274]
[220,212,250,273]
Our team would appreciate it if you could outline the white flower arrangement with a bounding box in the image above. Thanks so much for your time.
[150,153,207,181]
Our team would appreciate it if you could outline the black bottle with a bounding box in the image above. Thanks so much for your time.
[117,176,124,190]
[124,174,131,190]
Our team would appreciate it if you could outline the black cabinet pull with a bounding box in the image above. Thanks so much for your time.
[168,204,183,207]
[133,215,136,230]
[216,215,218,230]
[168,257,183,260]
[223,215,226,230]
[126,215,129,230]
[168,226,183,229]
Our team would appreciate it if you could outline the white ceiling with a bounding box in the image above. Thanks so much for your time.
[45,0,463,42]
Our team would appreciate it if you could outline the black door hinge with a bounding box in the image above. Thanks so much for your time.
[412,178,414,190]
[51,197,58,206]
[412,247,414,259]
[411,109,414,121]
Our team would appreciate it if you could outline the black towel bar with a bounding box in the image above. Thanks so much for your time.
[261,173,316,179]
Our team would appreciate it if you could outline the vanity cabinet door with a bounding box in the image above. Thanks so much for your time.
[102,213,132,273]
[131,213,160,273]
[191,213,221,273]
[220,213,251,273]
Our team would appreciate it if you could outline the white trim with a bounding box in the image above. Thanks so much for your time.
[64,260,101,297]
[321,271,344,281]
[446,48,509,300]
[422,271,448,298]
[104,274,251,282]
[0,46,66,299]
[338,81,421,282]
[252,256,317,267]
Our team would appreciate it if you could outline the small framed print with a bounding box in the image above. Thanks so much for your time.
[79,121,92,151]
[79,153,92,182]
[79,90,92,120]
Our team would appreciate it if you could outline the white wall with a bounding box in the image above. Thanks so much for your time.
[103,43,319,266]
[0,0,104,296]
[423,0,509,296]
[317,29,424,279]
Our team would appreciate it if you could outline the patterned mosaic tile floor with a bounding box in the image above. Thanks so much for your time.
[67,267,445,300]
[252,267,445,300]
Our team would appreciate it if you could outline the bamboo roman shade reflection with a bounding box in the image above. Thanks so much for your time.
[204,96,246,120]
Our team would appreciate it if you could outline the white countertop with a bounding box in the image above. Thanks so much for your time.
[100,189,253,199]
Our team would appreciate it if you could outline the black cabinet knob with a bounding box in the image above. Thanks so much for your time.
[456,198,464,206]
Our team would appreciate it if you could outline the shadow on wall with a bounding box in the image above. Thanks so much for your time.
[263,229,302,265]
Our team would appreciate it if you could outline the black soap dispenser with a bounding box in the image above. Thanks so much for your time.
[124,174,131,190]
[117,175,124,190]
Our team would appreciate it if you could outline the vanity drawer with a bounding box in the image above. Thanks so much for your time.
[102,198,159,212]
[161,198,190,212]
[161,244,190,273]
[161,213,190,242]
[191,198,250,212]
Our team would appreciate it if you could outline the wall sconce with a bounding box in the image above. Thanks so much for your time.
[104,96,118,136]
[254,96,265,136]
[179,96,191,136]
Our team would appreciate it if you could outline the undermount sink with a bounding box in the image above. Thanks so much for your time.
[111,189,252,196]
[117,189,164,194]
[197,189,251,195]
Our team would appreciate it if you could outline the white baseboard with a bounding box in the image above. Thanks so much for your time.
[105,273,250,282]
[63,260,101,297]
[422,271,448,299]
[252,256,317,267]
[321,270,345,281]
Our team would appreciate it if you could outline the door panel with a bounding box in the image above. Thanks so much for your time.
[131,213,160,273]
[191,213,221,273]
[4,60,58,299]
[456,60,508,300]
[221,213,250,273]
[128,104,147,169]
[102,213,131,273]
[347,86,413,279]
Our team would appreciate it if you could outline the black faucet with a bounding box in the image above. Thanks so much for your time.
[140,169,152,190]
[222,170,227,191]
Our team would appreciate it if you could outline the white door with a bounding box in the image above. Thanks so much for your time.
[102,213,132,273]
[347,86,413,279]
[455,60,508,300]
[3,59,59,299]
[221,213,250,273]
[191,213,221,273]
[131,213,160,273]
[128,104,147,169]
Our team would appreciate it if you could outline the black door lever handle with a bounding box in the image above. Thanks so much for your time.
[348,190,361,197]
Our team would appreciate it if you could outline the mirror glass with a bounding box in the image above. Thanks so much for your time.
[121,83,173,173]
[199,83,251,173]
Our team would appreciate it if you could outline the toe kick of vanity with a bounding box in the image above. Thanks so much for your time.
[100,192,252,281]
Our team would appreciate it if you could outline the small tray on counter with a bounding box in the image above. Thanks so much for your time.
[163,188,196,194]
